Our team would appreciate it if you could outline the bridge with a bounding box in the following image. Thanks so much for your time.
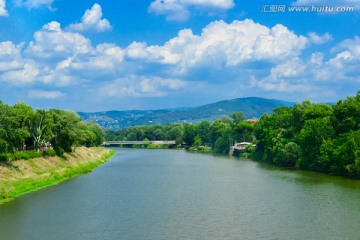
[103,140,176,146]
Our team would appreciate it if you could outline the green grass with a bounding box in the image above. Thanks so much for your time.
[0,149,116,204]
[188,146,213,152]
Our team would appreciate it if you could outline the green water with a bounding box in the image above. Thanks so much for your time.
[0,148,359,240]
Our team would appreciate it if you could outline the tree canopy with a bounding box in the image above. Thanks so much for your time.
[0,102,105,157]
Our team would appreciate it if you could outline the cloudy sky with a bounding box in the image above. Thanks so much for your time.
[0,0,359,111]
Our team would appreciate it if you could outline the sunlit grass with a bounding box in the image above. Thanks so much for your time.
[0,149,115,204]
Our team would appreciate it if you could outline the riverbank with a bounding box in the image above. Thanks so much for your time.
[0,147,115,205]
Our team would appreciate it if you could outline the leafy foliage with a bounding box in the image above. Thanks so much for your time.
[254,91,360,177]
[0,101,105,158]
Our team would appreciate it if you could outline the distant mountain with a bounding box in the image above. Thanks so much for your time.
[78,97,294,129]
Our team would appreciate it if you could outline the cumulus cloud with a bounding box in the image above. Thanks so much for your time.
[1,62,39,84]
[256,35,360,95]
[255,57,309,93]
[126,19,308,73]
[149,0,235,21]
[99,75,187,97]
[2,14,359,106]
[70,43,124,72]
[0,0,8,16]
[16,0,55,10]
[0,41,25,71]
[28,90,66,99]
[26,21,92,60]
[308,32,332,44]
[324,36,360,81]
[67,4,112,33]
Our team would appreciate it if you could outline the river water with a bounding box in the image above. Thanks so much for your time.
[0,148,360,240]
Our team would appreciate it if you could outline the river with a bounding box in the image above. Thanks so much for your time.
[0,148,360,240]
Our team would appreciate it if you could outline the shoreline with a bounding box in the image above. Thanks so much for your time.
[0,147,115,205]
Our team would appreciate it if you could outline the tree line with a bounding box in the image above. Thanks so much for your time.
[106,91,360,178]
[0,101,105,159]
[253,91,360,178]
[105,111,256,154]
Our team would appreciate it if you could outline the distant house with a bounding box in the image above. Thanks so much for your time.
[247,117,259,123]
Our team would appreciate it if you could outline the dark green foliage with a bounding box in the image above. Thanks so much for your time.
[332,93,360,134]
[42,149,57,157]
[54,146,65,158]
[214,136,231,154]
[253,91,360,178]
[0,151,41,162]
[273,142,302,167]
[183,123,198,146]
[297,118,334,170]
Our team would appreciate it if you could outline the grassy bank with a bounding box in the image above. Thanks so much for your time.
[0,147,115,205]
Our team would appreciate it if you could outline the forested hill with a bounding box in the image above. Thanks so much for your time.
[78,97,294,129]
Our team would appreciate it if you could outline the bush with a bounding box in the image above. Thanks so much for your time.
[0,151,42,162]
[14,152,30,160]
[54,146,65,157]
[0,154,8,162]
[28,151,41,159]
[42,149,57,157]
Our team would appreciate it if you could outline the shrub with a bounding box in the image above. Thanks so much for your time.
[42,149,57,157]
[28,151,41,159]
[54,146,65,158]
[0,154,8,162]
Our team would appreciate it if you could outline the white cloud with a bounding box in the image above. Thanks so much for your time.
[99,75,187,97]
[269,58,306,79]
[1,62,39,84]
[28,90,66,99]
[308,32,332,44]
[70,43,124,72]
[322,36,360,81]
[0,0,8,16]
[67,4,112,33]
[126,42,150,60]
[2,13,359,106]
[0,41,25,71]
[149,0,235,21]
[256,35,360,94]
[256,57,310,93]
[26,21,92,60]
[126,19,308,72]
[16,0,55,10]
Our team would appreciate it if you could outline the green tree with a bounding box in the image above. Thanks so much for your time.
[231,112,246,125]
[197,120,211,146]
[331,132,360,176]
[297,118,335,170]
[274,142,302,167]
[166,124,184,144]
[194,135,202,148]
[332,94,360,134]
[211,118,233,154]
[183,123,198,146]
[302,104,333,121]
[234,121,254,142]
[28,109,52,152]
[48,109,82,154]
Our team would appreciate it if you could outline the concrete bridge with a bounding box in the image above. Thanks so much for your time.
[103,140,176,146]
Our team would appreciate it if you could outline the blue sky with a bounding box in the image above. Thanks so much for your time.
[0,0,359,111]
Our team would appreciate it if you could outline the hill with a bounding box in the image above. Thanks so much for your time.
[78,97,294,129]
